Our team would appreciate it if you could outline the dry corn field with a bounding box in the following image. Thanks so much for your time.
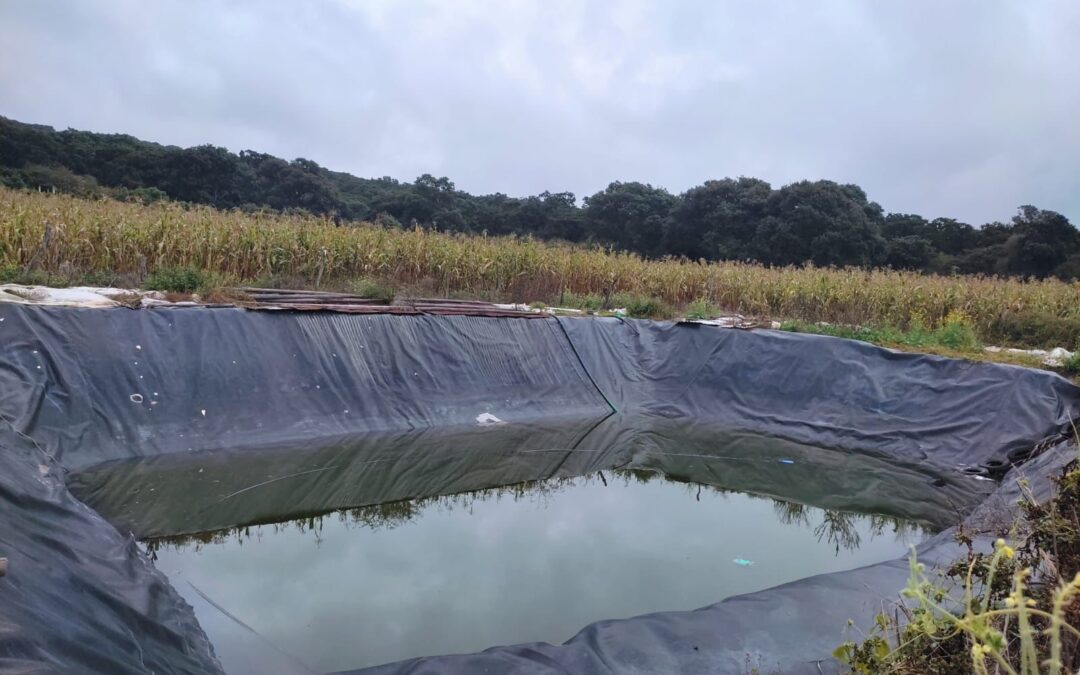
[3,187,1080,347]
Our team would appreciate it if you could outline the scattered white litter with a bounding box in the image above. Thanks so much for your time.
[129,394,144,403]
[475,412,505,426]
[200,409,206,416]
[683,315,754,329]
[0,284,171,308]
[1046,347,1075,367]
[984,345,1074,367]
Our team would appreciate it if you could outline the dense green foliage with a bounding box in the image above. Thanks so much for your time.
[2,115,1078,278]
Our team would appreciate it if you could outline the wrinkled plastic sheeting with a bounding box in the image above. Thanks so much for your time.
[559,317,1080,475]
[3,305,1080,674]
[0,305,612,470]
[0,428,221,674]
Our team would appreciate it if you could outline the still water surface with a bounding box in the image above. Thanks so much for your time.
[147,471,927,674]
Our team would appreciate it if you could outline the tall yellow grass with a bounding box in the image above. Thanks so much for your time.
[3,187,1079,345]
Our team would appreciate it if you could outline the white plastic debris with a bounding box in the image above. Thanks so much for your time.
[1045,347,1075,367]
[129,394,144,403]
[475,412,505,426]
[682,315,754,329]
[0,285,119,307]
[0,284,170,308]
[984,345,1074,367]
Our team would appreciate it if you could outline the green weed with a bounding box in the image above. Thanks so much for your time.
[144,267,210,294]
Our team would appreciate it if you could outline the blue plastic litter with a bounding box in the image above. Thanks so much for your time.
[732,558,754,567]
[777,459,795,465]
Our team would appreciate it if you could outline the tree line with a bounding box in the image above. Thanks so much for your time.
[2,115,1078,279]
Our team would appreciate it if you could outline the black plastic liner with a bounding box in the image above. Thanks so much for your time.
[560,317,1079,475]
[0,427,221,674]
[0,306,610,470]
[2,304,1079,674]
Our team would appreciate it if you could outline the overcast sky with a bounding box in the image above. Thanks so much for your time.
[1,0,1077,223]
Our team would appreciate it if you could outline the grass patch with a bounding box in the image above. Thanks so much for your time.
[1,263,120,288]
[557,291,605,312]
[780,312,981,354]
[611,293,674,319]
[551,291,673,318]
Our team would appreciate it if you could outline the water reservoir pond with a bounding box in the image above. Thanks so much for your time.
[144,470,928,674]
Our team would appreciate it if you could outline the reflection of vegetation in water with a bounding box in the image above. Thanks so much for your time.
[143,469,930,558]
[144,475,584,558]
[773,501,929,554]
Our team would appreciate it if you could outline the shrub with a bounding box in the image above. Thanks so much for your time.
[612,293,674,319]
[686,298,713,320]
[144,267,208,294]
[349,278,395,304]
[1061,352,1080,377]
[989,312,1080,350]
[936,310,981,351]
[839,459,1080,674]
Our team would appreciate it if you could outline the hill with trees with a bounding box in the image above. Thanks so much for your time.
[1,115,1077,279]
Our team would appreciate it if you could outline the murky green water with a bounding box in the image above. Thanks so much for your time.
[146,471,927,674]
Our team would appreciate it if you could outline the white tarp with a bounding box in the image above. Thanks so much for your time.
[0,285,169,308]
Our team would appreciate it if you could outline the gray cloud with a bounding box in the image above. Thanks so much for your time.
[1,0,1077,223]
